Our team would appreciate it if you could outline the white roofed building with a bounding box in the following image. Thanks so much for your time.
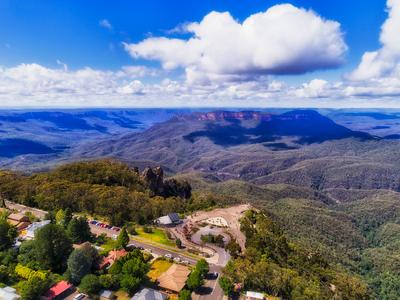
[246,291,265,300]
[24,220,51,239]
[155,213,181,226]
[0,286,20,300]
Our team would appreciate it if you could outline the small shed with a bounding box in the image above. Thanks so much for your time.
[246,291,265,300]
[99,289,114,300]
[131,288,166,300]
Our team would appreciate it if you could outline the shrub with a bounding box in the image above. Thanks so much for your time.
[15,264,47,281]
[79,274,101,295]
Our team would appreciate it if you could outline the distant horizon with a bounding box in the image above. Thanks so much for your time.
[2,106,400,111]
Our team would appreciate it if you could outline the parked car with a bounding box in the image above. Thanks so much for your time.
[89,220,97,225]
[74,293,86,300]
[113,227,121,232]
[164,254,172,259]
[174,257,181,262]
[106,225,112,229]
[145,248,152,253]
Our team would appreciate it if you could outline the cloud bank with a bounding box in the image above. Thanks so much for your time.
[1,1,400,108]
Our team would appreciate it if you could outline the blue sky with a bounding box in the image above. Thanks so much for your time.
[0,0,399,108]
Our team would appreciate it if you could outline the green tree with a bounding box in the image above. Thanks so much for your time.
[18,276,50,300]
[176,238,182,248]
[66,249,92,284]
[186,270,203,291]
[66,217,92,244]
[99,274,120,290]
[0,219,17,251]
[120,257,149,295]
[225,239,241,258]
[18,240,40,269]
[219,276,234,296]
[116,226,129,249]
[0,265,9,283]
[179,289,192,300]
[55,208,72,227]
[79,274,101,296]
[66,243,101,284]
[195,259,209,278]
[34,224,72,272]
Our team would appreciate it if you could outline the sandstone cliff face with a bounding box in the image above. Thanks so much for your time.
[140,166,191,199]
[141,166,164,195]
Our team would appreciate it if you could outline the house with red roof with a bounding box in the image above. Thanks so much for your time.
[99,249,128,269]
[43,281,73,300]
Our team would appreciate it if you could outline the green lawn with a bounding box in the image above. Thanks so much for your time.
[147,258,173,281]
[134,227,175,247]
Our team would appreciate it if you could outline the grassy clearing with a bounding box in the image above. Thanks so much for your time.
[135,227,175,247]
[147,258,173,281]
[99,238,118,253]
[114,290,130,300]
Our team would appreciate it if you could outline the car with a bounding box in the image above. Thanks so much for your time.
[145,248,152,253]
[173,257,181,262]
[183,260,190,265]
[164,254,172,259]
[113,227,121,232]
[74,293,86,300]
[106,225,112,229]
[89,220,97,225]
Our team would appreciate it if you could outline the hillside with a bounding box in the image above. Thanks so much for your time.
[70,110,400,194]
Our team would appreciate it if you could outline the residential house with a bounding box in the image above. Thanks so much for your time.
[155,213,181,226]
[24,220,51,239]
[99,289,114,300]
[43,281,73,300]
[0,286,20,300]
[7,213,31,231]
[99,249,128,269]
[157,264,190,293]
[131,288,167,300]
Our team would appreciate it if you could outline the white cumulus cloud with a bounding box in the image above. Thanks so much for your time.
[124,4,347,84]
[349,0,400,81]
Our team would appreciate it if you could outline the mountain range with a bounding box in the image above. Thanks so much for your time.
[1,108,400,298]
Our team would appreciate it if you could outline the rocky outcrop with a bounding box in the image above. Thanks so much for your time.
[140,166,192,199]
[141,166,164,195]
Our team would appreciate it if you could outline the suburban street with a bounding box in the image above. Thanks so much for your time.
[89,222,224,299]
[5,200,226,300]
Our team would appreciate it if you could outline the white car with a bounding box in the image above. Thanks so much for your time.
[174,257,181,262]
[74,293,86,300]
[164,254,172,259]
